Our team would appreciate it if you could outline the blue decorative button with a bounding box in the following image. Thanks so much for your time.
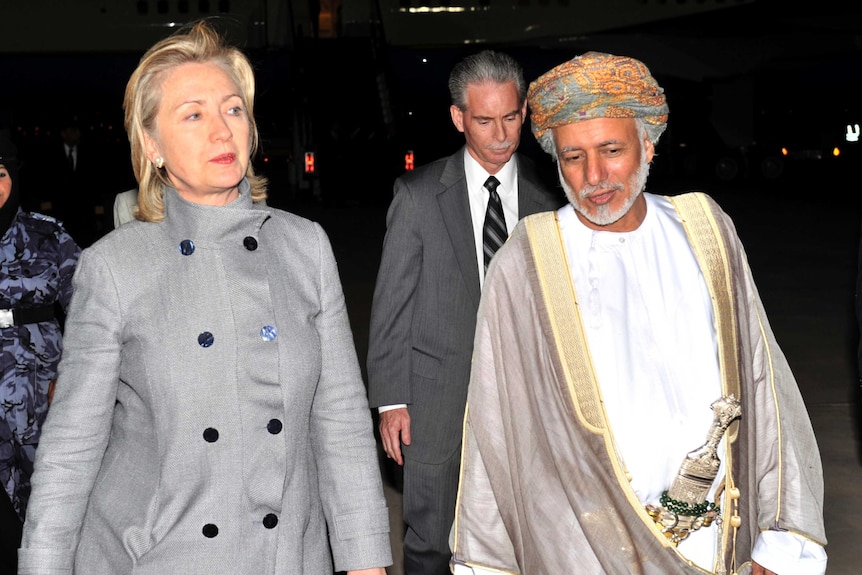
[202,523,219,538]
[263,513,278,529]
[267,419,282,434]
[260,325,277,341]
[198,331,214,348]
[243,236,258,251]
[179,239,195,255]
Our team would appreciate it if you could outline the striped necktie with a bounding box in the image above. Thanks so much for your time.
[482,175,507,274]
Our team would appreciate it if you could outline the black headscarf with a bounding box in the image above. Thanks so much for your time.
[0,133,21,237]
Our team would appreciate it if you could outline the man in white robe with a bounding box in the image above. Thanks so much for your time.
[451,52,827,575]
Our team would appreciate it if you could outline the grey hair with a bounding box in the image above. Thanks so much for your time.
[540,118,659,161]
[448,50,526,111]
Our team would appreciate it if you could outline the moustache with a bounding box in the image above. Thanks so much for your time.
[580,182,625,199]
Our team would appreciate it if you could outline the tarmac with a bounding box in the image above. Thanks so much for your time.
[284,176,862,575]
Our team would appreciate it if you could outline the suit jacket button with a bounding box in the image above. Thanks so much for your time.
[203,427,219,442]
[179,239,195,255]
[243,236,258,251]
[263,513,278,529]
[202,523,219,538]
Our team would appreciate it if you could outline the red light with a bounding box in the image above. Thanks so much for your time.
[405,150,414,171]
[304,152,315,173]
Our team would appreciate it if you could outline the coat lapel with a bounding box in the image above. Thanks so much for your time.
[437,150,482,307]
[516,154,549,218]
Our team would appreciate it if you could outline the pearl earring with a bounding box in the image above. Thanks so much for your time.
[154,157,164,169]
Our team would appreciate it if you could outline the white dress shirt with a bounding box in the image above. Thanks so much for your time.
[64,143,77,171]
[463,149,518,290]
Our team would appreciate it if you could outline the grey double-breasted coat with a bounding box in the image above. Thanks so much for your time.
[19,182,392,574]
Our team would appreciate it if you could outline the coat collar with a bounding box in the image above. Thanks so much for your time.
[163,178,271,247]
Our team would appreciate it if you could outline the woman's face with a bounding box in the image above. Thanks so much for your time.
[0,164,12,209]
[144,61,250,206]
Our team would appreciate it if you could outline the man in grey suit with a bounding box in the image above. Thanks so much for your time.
[367,50,564,574]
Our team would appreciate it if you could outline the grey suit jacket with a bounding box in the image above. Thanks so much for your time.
[367,149,563,464]
[20,182,392,574]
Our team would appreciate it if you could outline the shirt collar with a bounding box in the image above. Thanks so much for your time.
[463,149,517,195]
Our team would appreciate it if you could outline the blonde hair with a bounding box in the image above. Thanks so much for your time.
[123,18,267,222]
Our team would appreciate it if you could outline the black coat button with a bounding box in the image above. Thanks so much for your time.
[263,513,278,529]
[179,239,195,255]
[198,332,214,348]
[202,523,219,538]
[267,419,282,434]
[243,236,258,251]
[203,427,219,442]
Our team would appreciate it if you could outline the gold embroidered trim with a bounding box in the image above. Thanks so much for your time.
[668,192,741,570]
[668,193,741,401]
[525,212,605,432]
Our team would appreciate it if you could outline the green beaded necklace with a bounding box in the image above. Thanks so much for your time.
[659,491,719,516]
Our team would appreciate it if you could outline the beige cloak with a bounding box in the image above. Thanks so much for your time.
[452,192,826,574]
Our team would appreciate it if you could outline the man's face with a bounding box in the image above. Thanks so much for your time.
[553,117,654,232]
[0,164,11,209]
[450,81,526,175]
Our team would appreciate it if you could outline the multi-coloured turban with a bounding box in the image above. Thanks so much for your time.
[527,51,669,150]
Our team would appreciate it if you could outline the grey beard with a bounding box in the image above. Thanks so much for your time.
[560,158,651,227]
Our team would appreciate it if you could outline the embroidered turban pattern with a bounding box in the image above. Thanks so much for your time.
[527,51,669,147]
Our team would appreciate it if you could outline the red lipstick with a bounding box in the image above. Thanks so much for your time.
[211,153,235,164]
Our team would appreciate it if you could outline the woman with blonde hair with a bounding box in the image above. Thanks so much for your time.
[19,19,391,575]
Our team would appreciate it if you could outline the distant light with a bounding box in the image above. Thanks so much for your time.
[833,147,841,157]
[846,124,860,143]
[405,150,415,171]
[421,58,428,63]
[402,6,465,12]
[781,147,789,156]
[304,152,315,174]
